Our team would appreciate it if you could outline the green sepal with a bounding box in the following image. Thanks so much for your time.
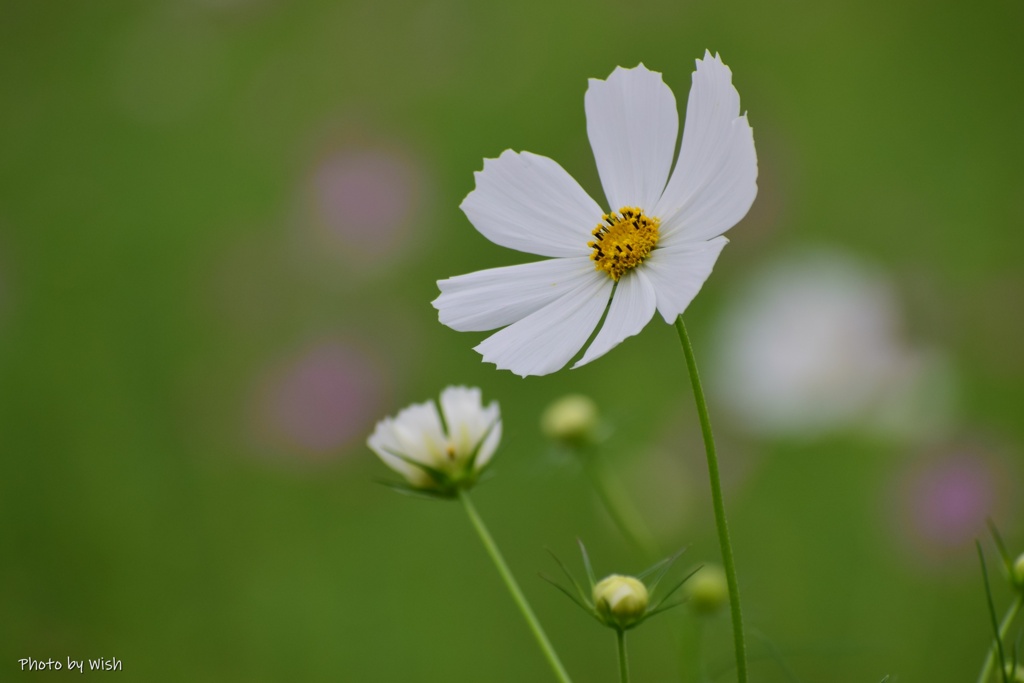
[652,565,702,611]
[546,548,592,608]
[539,572,594,615]
[377,445,453,488]
[375,480,457,501]
[634,600,684,625]
[643,547,687,593]
[577,538,596,587]
[464,417,500,474]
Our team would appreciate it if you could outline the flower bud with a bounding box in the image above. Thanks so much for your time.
[541,395,600,446]
[1006,664,1024,683]
[1014,553,1024,587]
[593,574,648,628]
[687,565,728,616]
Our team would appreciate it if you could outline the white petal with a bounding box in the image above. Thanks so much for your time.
[585,65,679,212]
[654,52,757,244]
[573,269,657,368]
[474,413,502,470]
[460,150,603,258]
[391,401,447,468]
[474,272,613,377]
[643,236,729,324]
[434,256,597,332]
[439,386,490,455]
[367,417,432,487]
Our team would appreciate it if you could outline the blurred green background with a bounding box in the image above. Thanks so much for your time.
[2,0,1023,681]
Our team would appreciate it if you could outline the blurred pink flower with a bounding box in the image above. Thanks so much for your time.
[907,453,994,547]
[255,341,387,460]
[310,146,422,262]
[894,444,1017,563]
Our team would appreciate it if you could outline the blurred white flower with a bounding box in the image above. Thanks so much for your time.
[540,394,601,446]
[711,250,954,439]
[434,53,757,377]
[367,386,501,493]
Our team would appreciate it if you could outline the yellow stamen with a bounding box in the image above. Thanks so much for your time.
[588,207,660,281]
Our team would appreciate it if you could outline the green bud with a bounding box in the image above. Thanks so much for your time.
[1006,664,1024,683]
[1014,553,1024,587]
[687,565,729,616]
[593,574,648,629]
[541,395,600,446]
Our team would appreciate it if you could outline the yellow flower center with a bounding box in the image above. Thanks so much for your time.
[588,207,660,281]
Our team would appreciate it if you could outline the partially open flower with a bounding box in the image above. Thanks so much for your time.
[367,386,501,496]
[541,394,601,446]
[593,575,649,629]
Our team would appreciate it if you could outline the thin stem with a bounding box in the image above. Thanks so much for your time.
[583,449,660,560]
[694,620,708,683]
[617,629,630,683]
[978,593,1024,683]
[458,489,574,683]
[675,316,748,683]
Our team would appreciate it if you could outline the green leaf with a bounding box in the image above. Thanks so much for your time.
[978,540,1011,683]
[989,518,1013,575]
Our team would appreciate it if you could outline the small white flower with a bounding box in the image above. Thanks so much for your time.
[433,53,757,377]
[367,386,501,493]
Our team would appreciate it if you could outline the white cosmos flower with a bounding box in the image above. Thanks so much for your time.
[367,386,501,493]
[433,52,757,377]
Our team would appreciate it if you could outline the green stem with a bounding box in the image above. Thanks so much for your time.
[694,619,707,683]
[978,593,1024,683]
[584,450,660,560]
[675,316,748,683]
[458,489,573,683]
[617,629,630,683]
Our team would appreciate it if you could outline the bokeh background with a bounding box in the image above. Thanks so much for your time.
[2,0,1023,681]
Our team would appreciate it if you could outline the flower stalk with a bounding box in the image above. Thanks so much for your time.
[977,593,1023,683]
[616,629,630,683]
[675,316,748,683]
[583,448,660,560]
[458,490,574,683]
